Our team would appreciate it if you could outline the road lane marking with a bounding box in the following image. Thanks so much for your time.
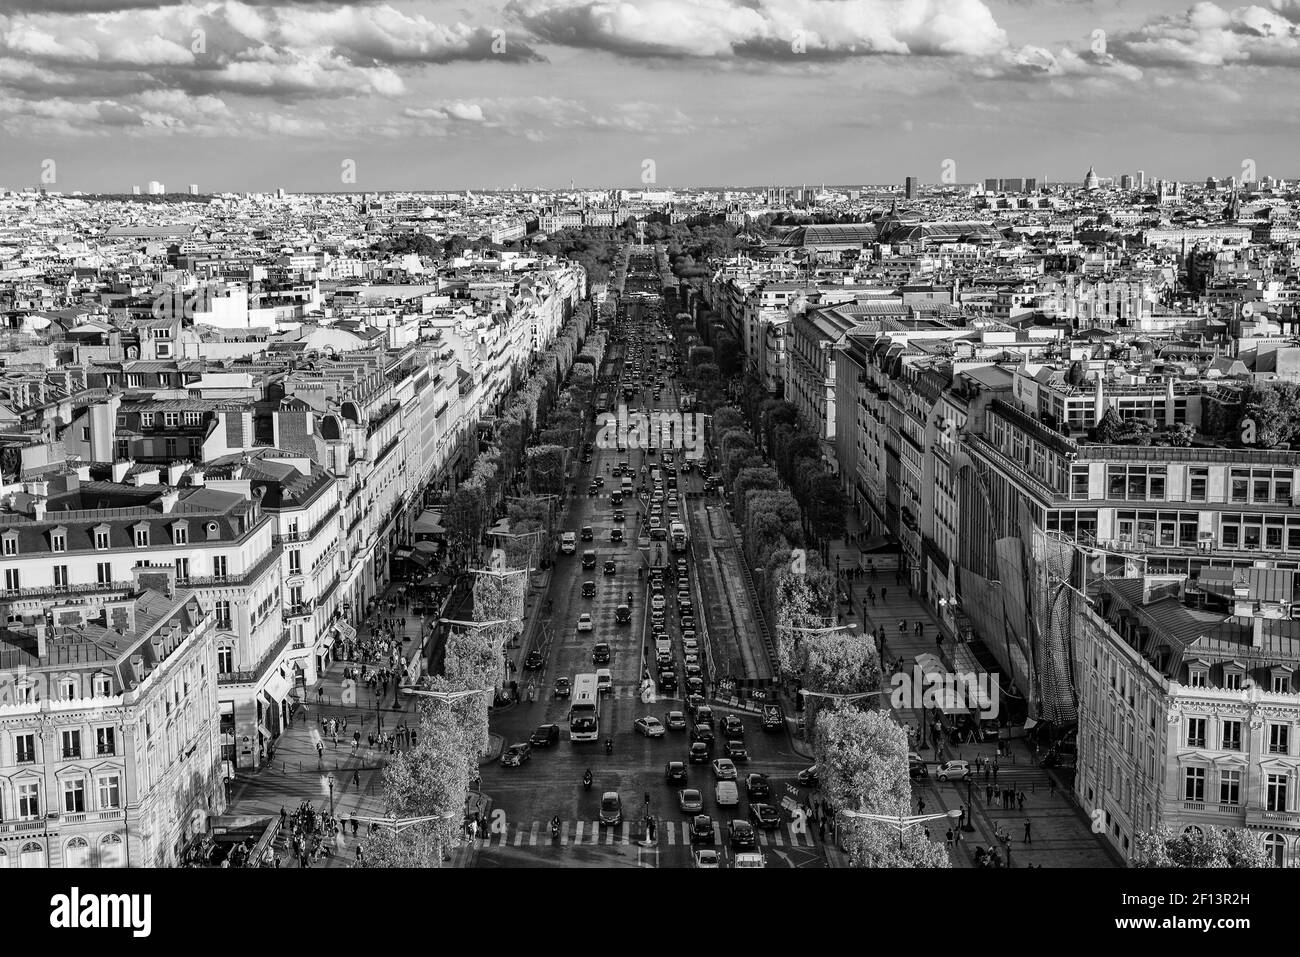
[620,821,630,844]
[574,821,584,845]
[514,823,524,847]
[528,820,538,846]
[605,824,615,845]
[560,821,569,845]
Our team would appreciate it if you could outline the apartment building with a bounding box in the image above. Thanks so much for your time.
[1074,570,1300,866]
[0,580,220,868]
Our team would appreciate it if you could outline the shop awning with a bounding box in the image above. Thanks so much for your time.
[408,548,434,568]
[334,621,357,642]
[412,509,445,535]
[395,547,413,559]
[413,540,441,554]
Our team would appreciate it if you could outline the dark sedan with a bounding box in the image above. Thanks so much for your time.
[729,820,757,850]
[687,742,711,764]
[745,773,771,800]
[748,803,781,830]
[528,724,560,747]
[690,814,714,844]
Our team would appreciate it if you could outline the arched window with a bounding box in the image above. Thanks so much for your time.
[1182,825,1203,839]
[1263,832,1286,868]
[19,841,45,868]
[99,833,124,868]
[64,836,91,868]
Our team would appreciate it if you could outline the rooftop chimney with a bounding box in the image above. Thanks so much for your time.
[159,488,180,514]
[111,459,132,483]
[1164,378,1176,428]
[1093,376,1106,426]
[33,498,46,522]
[34,622,47,659]
[167,461,187,486]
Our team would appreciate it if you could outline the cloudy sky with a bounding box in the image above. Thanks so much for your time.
[0,0,1296,191]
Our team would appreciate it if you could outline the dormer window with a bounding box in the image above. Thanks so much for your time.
[172,522,188,545]
[1188,667,1208,688]
[184,411,201,426]
[94,525,111,550]
[164,412,179,428]
[1223,671,1244,691]
[51,527,66,553]
[60,677,77,701]
[92,674,112,697]
[1,531,17,556]
[1272,667,1294,695]
[133,524,149,548]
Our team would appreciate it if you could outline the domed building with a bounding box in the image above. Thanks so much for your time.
[1084,166,1100,191]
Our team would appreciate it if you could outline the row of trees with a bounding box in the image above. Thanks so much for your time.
[442,303,593,553]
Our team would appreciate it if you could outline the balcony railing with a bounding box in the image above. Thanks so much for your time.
[218,628,293,686]
[180,544,283,590]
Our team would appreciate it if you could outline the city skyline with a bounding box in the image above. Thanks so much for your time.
[1,0,1299,191]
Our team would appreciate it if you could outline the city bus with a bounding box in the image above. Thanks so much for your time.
[569,673,601,741]
[670,522,687,553]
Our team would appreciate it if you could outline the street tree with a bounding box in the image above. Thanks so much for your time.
[1132,825,1272,868]
[800,629,882,734]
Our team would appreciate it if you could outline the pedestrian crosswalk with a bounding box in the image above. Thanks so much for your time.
[474,819,818,848]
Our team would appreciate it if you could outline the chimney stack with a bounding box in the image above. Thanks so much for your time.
[112,459,132,483]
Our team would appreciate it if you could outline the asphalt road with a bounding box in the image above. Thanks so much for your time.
[474,292,830,869]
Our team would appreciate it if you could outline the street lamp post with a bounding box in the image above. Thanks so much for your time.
[839,807,963,851]
[326,774,335,819]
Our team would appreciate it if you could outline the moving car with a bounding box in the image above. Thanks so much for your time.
[634,716,666,738]
[592,642,611,664]
[599,792,623,826]
[561,532,576,554]
[529,724,560,747]
[745,773,771,800]
[580,525,594,541]
[722,715,745,738]
[690,814,714,844]
[690,724,715,745]
[524,649,545,670]
[665,761,688,784]
[553,676,571,699]
[678,789,704,813]
[582,580,596,598]
[658,670,678,693]
[596,669,613,694]
[615,604,632,624]
[729,820,757,850]
[748,803,780,830]
[693,849,721,868]
[610,528,624,543]
[724,740,749,762]
[688,742,711,764]
[500,743,531,767]
[936,760,971,782]
[715,780,739,807]
[693,705,715,727]
[665,710,687,731]
[711,758,738,781]
[582,550,597,569]
[603,559,617,576]
[576,613,594,632]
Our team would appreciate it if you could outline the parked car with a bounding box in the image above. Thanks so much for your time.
[500,743,531,767]
[528,724,560,747]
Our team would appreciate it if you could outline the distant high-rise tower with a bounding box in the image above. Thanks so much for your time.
[1024,177,1038,193]
[1137,170,1146,190]
[147,180,165,195]
[984,178,1000,193]
[131,185,141,196]
[905,176,917,200]
[277,187,286,199]
[188,184,199,196]
[1119,174,1133,190]
[1002,177,1024,193]
[1083,166,1100,191]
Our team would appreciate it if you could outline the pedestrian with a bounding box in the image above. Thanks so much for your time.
[881,587,887,601]
[985,783,993,804]
[316,741,324,760]
[355,844,363,862]
[945,828,953,849]
[1017,791,1025,811]
[818,818,825,841]
[353,769,361,787]
[280,806,287,827]
[1024,821,1031,844]
[917,796,925,815]
[368,732,375,747]
[351,815,359,836]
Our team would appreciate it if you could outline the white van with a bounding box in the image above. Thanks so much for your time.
[561,532,577,555]
[715,781,739,807]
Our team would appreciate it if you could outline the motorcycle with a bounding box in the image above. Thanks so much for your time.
[605,738,614,756]
[551,819,561,839]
